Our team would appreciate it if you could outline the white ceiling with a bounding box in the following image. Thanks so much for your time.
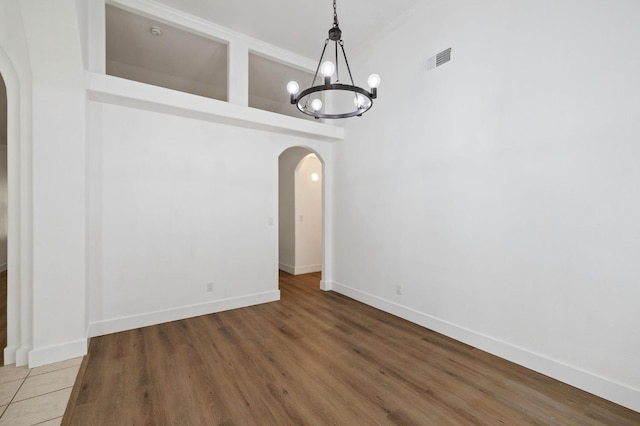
[153,0,422,59]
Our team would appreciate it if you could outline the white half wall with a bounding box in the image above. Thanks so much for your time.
[333,0,640,412]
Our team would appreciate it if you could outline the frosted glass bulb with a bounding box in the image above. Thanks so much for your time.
[367,73,381,88]
[287,81,299,95]
[311,99,323,111]
[321,61,336,77]
[353,93,368,109]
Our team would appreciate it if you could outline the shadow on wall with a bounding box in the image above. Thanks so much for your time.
[278,147,322,276]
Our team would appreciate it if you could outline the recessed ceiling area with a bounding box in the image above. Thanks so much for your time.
[106,5,228,101]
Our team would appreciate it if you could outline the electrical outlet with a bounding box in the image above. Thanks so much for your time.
[207,282,214,292]
[396,285,402,295]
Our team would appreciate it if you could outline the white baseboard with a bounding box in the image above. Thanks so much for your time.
[279,263,322,275]
[28,339,88,368]
[89,290,280,338]
[16,346,30,367]
[279,263,295,274]
[331,281,640,413]
[320,280,333,291]
[3,345,18,365]
[293,264,322,275]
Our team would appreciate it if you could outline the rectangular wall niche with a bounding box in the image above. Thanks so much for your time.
[249,53,316,121]
[106,5,228,101]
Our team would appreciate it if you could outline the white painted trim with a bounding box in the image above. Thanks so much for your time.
[331,281,640,413]
[28,339,88,368]
[278,263,322,275]
[16,347,30,367]
[0,263,6,272]
[86,72,344,142]
[320,152,334,292]
[89,290,280,338]
[88,0,106,73]
[227,40,249,106]
[279,263,295,275]
[3,345,18,365]
[294,264,322,275]
[1,44,34,370]
[320,280,333,291]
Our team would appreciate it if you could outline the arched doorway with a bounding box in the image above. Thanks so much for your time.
[0,46,32,367]
[278,147,324,283]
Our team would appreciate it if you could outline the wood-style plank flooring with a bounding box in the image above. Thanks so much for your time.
[63,272,640,425]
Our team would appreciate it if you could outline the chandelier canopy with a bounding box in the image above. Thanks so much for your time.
[287,0,380,119]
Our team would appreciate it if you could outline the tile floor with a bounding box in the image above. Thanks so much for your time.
[0,357,82,426]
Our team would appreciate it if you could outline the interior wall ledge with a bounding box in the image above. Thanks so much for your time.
[85,72,345,142]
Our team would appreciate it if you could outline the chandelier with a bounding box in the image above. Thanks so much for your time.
[286,0,381,119]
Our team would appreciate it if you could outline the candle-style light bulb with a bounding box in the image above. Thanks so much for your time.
[321,61,336,77]
[286,81,299,95]
[367,74,381,88]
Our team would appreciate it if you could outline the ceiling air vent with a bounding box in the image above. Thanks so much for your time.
[419,47,452,73]
[436,48,452,67]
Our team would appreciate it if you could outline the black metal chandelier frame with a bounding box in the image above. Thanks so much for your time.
[288,0,379,119]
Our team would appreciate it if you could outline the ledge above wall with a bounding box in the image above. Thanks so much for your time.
[86,72,345,142]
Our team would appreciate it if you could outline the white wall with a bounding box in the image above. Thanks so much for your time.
[19,0,88,366]
[0,78,6,271]
[0,145,6,271]
[0,77,6,146]
[0,0,34,366]
[89,101,332,335]
[2,0,338,367]
[294,154,322,274]
[332,0,640,412]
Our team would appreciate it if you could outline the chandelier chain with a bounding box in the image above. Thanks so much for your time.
[333,0,339,27]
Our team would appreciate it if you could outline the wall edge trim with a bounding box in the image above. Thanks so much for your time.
[28,339,88,369]
[279,263,295,275]
[294,264,322,275]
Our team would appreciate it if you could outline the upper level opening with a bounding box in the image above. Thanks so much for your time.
[106,4,228,101]
[249,53,316,121]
